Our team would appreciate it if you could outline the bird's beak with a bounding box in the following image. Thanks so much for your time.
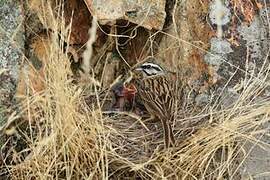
[134,67,143,71]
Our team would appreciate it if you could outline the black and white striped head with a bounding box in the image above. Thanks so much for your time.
[133,62,165,78]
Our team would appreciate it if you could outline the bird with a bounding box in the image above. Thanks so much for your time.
[128,59,182,148]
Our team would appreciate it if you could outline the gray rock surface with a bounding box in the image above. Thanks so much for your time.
[238,8,270,178]
[0,0,23,127]
[206,1,270,179]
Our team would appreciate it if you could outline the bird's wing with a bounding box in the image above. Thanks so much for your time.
[138,76,174,119]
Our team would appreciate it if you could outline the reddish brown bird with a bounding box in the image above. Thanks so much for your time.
[128,60,182,148]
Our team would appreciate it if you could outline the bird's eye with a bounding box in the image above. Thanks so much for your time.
[142,65,151,69]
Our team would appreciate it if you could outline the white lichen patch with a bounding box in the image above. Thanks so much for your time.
[0,0,23,80]
[238,16,266,60]
[206,0,232,68]
[209,0,231,37]
[209,0,231,26]
[0,0,23,124]
[204,38,233,66]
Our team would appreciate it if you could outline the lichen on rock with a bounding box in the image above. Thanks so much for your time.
[0,0,24,126]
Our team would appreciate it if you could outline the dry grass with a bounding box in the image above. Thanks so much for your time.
[1,1,270,179]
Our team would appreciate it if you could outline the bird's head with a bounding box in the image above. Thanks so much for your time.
[131,61,166,79]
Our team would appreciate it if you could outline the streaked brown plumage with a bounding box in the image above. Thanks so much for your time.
[130,61,182,148]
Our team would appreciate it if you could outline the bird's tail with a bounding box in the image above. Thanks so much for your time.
[160,118,175,148]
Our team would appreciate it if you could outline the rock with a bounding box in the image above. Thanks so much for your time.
[209,0,231,26]
[0,0,23,127]
[84,0,166,30]
[195,93,209,106]
[204,38,233,67]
